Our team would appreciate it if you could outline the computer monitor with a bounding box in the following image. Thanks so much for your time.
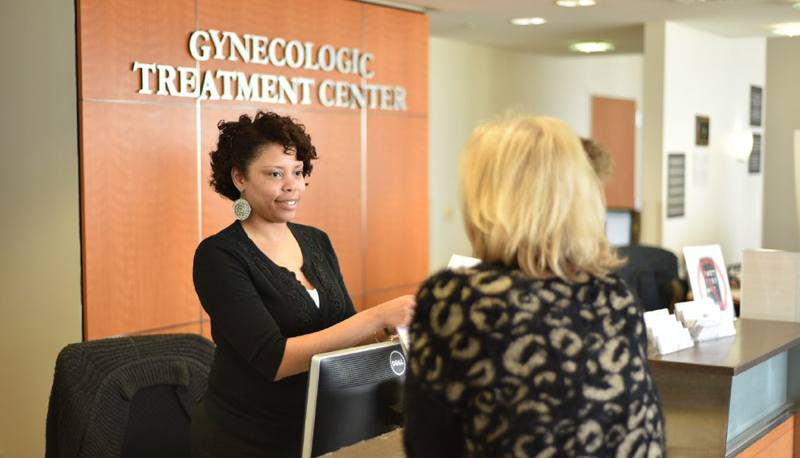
[606,208,640,247]
[301,341,406,458]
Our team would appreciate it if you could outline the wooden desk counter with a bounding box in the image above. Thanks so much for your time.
[648,318,800,458]
[648,319,800,376]
[324,429,404,458]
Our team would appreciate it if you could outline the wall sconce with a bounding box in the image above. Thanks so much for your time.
[731,131,754,162]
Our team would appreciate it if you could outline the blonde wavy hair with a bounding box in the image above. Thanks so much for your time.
[459,115,622,281]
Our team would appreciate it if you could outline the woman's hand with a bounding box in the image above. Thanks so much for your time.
[375,295,416,329]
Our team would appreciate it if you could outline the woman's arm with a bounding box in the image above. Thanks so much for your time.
[274,294,415,380]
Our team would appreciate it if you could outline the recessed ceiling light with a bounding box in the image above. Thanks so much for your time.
[793,2,800,10]
[773,24,800,37]
[510,17,547,26]
[555,0,597,7]
[569,41,615,53]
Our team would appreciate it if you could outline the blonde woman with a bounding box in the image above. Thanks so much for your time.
[403,116,665,458]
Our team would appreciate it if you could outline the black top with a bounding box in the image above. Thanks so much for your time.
[193,221,356,455]
[403,263,666,458]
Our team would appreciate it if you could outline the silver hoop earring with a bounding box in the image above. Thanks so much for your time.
[232,196,251,221]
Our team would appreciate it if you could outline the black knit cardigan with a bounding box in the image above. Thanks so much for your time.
[45,334,215,458]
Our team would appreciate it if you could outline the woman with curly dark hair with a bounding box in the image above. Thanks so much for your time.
[191,111,415,457]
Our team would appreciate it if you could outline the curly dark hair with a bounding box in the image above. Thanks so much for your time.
[209,110,318,201]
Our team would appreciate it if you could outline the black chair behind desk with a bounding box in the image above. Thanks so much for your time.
[616,245,685,312]
[46,334,215,458]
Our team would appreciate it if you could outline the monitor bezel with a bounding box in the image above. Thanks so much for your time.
[301,341,403,458]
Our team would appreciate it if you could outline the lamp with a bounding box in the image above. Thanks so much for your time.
[731,131,754,162]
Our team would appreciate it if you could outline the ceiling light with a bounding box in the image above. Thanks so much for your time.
[569,41,615,53]
[510,17,547,25]
[555,0,597,7]
[794,2,800,10]
[772,24,800,37]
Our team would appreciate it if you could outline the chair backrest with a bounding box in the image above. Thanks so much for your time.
[616,245,684,312]
[46,334,215,458]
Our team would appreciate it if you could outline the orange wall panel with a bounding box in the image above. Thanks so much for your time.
[364,5,429,115]
[288,111,365,294]
[361,284,422,311]
[79,0,197,101]
[737,415,793,458]
[81,102,199,339]
[366,115,429,291]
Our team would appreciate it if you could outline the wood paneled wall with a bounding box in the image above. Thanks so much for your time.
[78,0,429,340]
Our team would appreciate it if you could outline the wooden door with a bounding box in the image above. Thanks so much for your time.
[591,96,636,209]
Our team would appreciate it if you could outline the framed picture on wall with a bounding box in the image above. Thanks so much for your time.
[696,116,710,146]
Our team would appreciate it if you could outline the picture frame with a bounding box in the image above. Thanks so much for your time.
[696,115,710,146]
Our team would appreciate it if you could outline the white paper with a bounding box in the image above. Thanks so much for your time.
[447,254,481,270]
[694,150,709,187]
[396,326,410,354]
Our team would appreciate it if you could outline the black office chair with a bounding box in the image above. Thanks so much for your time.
[45,334,215,458]
[616,245,686,312]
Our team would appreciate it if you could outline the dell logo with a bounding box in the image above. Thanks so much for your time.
[389,350,406,375]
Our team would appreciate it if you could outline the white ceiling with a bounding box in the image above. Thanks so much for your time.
[396,0,800,55]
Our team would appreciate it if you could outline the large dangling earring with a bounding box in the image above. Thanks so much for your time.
[232,191,251,221]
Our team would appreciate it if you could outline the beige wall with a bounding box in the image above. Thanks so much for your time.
[657,23,766,266]
[0,1,82,456]
[428,37,644,272]
[763,37,800,252]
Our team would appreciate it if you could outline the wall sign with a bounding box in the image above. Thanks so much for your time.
[750,86,762,127]
[132,29,408,111]
[667,153,686,218]
[749,133,761,174]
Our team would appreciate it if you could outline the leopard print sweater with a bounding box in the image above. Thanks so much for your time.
[403,263,665,458]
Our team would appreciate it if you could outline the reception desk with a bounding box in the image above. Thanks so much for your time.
[649,318,800,457]
[327,318,800,458]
